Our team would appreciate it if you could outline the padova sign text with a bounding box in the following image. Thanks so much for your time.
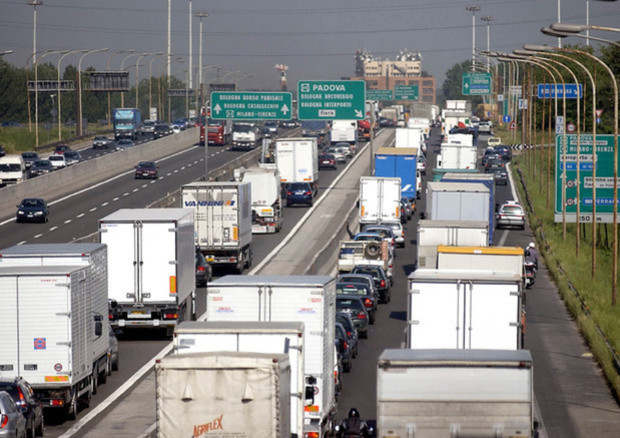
[297,80,365,120]
[210,92,292,120]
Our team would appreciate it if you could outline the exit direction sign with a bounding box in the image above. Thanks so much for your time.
[366,89,393,101]
[537,83,582,99]
[394,85,419,100]
[210,92,292,120]
[462,72,492,95]
[297,80,366,120]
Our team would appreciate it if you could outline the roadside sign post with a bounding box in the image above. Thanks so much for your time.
[393,85,419,100]
[297,80,366,120]
[210,91,292,120]
[462,72,492,95]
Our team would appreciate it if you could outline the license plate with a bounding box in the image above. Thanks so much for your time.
[128,310,150,319]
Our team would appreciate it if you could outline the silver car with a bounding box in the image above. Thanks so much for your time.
[496,201,526,230]
[0,391,26,438]
[324,146,346,163]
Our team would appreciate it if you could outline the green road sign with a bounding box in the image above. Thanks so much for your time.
[555,134,618,223]
[297,80,365,120]
[393,85,419,100]
[366,89,393,101]
[462,72,492,95]
[210,92,292,120]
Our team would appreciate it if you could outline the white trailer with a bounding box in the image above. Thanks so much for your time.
[446,133,474,146]
[275,137,319,188]
[407,269,524,350]
[174,321,305,438]
[426,182,490,224]
[99,208,195,334]
[205,275,336,438]
[181,182,253,272]
[359,176,401,225]
[0,265,109,419]
[240,166,284,234]
[406,118,430,139]
[436,143,477,169]
[156,351,291,438]
[394,128,422,149]
[377,349,539,438]
[330,120,358,145]
[416,220,489,269]
[437,245,525,279]
[0,243,113,381]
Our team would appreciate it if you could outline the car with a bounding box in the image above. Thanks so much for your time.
[53,144,70,155]
[335,322,353,372]
[16,198,49,223]
[0,378,44,438]
[108,327,119,373]
[351,265,391,303]
[134,161,158,179]
[20,152,39,169]
[336,312,359,358]
[115,139,134,150]
[338,273,379,303]
[379,221,405,248]
[318,153,337,170]
[361,224,397,253]
[324,146,346,163]
[336,282,377,324]
[417,155,427,175]
[280,119,298,129]
[286,182,314,207]
[496,201,526,230]
[172,119,188,130]
[487,137,502,147]
[478,120,493,134]
[400,197,414,221]
[170,124,182,134]
[493,168,508,185]
[140,120,156,135]
[28,159,54,178]
[482,147,498,166]
[153,124,170,139]
[48,154,66,169]
[0,145,5,157]
[378,117,394,128]
[195,251,212,287]
[92,135,110,149]
[0,391,27,438]
[333,142,353,158]
[485,157,505,173]
[496,145,513,162]
[263,121,279,137]
[1,120,22,128]
[63,150,83,166]
[336,295,369,339]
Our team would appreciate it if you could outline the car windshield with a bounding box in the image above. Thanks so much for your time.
[337,298,364,311]
[21,199,43,207]
[34,160,51,167]
[22,153,37,158]
[354,234,381,242]
[264,122,277,127]
[365,229,391,238]
[289,183,309,190]
[353,267,382,278]
[138,162,156,169]
[336,283,369,296]
[95,136,107,140]
[502,205,523,215]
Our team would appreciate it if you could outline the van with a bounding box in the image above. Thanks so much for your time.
[0,154,27,185]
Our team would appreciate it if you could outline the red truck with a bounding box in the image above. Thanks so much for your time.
[198,107,232,146]
[358,119,372,142]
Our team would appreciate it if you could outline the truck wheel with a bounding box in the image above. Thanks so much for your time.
[91,369,98,395]
[35,416,44,437]
[100,358,109,383]
[66,390,78,420]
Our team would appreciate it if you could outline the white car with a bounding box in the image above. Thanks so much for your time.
[48,154,66,169]
[379,221,405,248]
[478,121,493,134]
[487,137,502,147]
[171,125,181,134]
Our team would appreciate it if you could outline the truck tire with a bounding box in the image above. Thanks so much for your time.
[91,368,98,395]
[100,358,108,384]
[66,390,78,420]
[364,242,381,259]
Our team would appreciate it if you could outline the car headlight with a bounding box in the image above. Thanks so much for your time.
[18,210,24,215]
[34,211,43,215]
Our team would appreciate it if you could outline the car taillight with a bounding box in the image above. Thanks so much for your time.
[287,191,292,195]
[364,298,372,308]
[16,387,26,408]
[197,266,206,272]
[0,414,8,429]
[358,312,367,319]
[108,312,114,320]
[305,191,312,195]
[380,279,386,288]
[347,331,352,337]
[343,341,348,350]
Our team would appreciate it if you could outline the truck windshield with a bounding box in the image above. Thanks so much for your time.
[233,124,253,133]
[301,121,327,130]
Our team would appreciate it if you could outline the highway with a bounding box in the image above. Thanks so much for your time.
[1,126,619,437]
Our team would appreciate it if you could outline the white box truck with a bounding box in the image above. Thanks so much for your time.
[0,265,109,419]
[330,120,358,145]
[394,128,422,149]
[99,208,195,335]
[446,133,474,145]
[155,351,291,438]
[437,245,525,279]
[377,349,539,438]
[359,176,401,225]
[174,321,305,438]
[416,220,489,269]
[205,275,337,438]
[275,137,319,189]
[181,182,253,273]
[407,269,524,350]
[426,182,490,224]
[436,143,477,169]
[406,118,430,139]
[0,243,113,381]
[240,166,284,234]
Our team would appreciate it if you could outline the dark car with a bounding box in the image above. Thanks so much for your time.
[153,124,170,139]
[116,139,134,150]
[0,391,27,438]
[335,322,353,372]
[336,312,358,358]
[195,251,212,287]
[63,150,83,166]
[351,265,391,303]
[494,168,508,185]
[378,117,394,128]
[53,144,70,155]
[280,119,298,129]
[263,121,279,137]
[21,152,39,169]
[336,282,377,324]
[134,161,158,179]
[336,295,369,339]
[28,159,54,178]
[286,182,314,207]
[496,145,513,162]
[400,197,413,221]
[0,378,44,438]
[318,153,337,170]
[485,157,505,173]
[481,147,498,166]
[16,198,49,223]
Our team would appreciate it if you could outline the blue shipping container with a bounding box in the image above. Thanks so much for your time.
[375,147,417,200]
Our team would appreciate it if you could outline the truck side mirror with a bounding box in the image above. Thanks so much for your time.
[94,315,102,337]
[304,386,315,406]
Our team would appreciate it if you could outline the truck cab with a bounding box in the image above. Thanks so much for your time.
[232,122,261,150]
[0,154,27,186]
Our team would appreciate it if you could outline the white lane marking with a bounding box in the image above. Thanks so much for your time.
[142,184,148,188]
[173,169,179,173]
[89,207,97,212]
[49,226,58,231]
[102,202,110,206]
[34,234,42,239]
[193,160,198,164]
[151,180,156,184]
[137,423,156,438]
[498,229,509,246]
[132,188,139,193]
[17,241,26,245]
[166,172,172,176]
[123,192,130,196]
[181,166,186,170]
[76,213,85,218]
[64,219,72,224]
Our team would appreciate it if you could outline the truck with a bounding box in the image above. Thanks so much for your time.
[205,275,337,438]
[446,133,474,145]
[275,137,319,190]
[374,147,418,200]
[181,182,253,272]
[377,349,539,438]
[394,128,422,149]
[173,321,305,438]
[437,245,525,279]
[441,172,497,244]
[416,220,489,269]
[202,119,232,146]
[113,108,141,140]
[239,165,284,234]
[155,351,291,438]
[330,120,357,145]
[0,265,109,419]
[337,240,391,275]
[359,176,401,225]
[436,143,477,170]
[301,120,329,145]
[406,117,430,139]
[358,119,372,142]
[379,106,399,122]
[407,268,524,350]
[99,208,195,335]
[0,154,27,186]
[231,122,262,150]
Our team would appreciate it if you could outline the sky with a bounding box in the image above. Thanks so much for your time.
[0,0,619,91]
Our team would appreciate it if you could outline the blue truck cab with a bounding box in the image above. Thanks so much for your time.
[374,147,418,201]
[113,108,142,140]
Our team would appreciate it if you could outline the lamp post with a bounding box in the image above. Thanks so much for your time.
[107,49,134,126]
[194,11,208,109]
[57,50,85,141]
[148,52,166,119]
[120,52,141,107]
[135,52,155,110]
[466,5,481,71]
[480,16,494,73]
[78,48,108,136]
[28,1,43,63]
[33,49,62,147]
[188,0,193,89]
[26,48,52,132]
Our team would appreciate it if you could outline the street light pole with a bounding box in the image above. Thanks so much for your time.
[78,48,108,136]
[188,0,193,90]
[57,50,83,141]
[148,53,165,119]
[466,5,481,71]
[195,12,208,110]
[120,52,141,107]
[481,16,494,73]
[33,49,61,147]
[107,49,134,125]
